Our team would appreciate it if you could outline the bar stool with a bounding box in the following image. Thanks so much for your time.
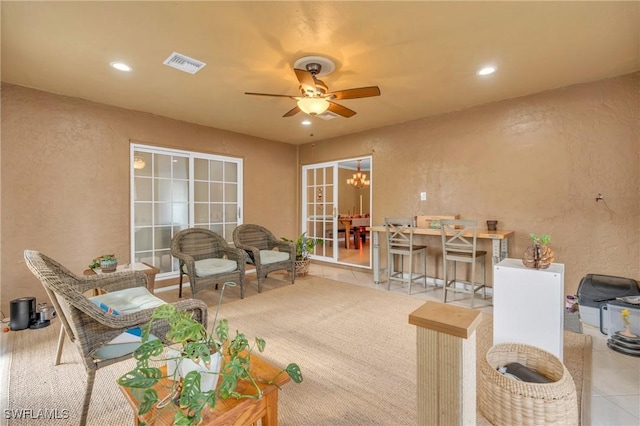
[440,219,487,308]
[384,217,427,295]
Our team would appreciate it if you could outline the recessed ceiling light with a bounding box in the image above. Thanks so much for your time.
[110,62,132,72]
[301,120,312,126]
[476,66,496,76]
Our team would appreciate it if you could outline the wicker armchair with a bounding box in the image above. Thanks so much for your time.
[23,250,208,426]
[171,228,247,299]
[233,224,296,293]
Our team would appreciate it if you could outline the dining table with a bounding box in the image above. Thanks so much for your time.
[338,217,370,249]
[368,225,514,285]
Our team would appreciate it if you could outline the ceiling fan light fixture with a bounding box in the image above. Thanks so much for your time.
[245,56,379,118]
[297,97,330,115]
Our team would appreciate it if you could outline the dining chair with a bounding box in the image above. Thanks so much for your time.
[331,221,348,249]
[384,217,428,295]
[23,250,208,426]
[171,228,247,299]
[440,219,487,308]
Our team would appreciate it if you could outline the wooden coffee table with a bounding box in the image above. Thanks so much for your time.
[119,353,291,426]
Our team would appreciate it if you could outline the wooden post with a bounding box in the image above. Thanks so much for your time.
[409,301,482,426]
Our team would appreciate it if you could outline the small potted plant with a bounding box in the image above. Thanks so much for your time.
[89,254,118,272]
[522,233,554,269]
[117,282,302,425]
[282,232,323,277]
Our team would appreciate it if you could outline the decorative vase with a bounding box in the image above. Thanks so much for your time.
[99,257,118,272]
[522,243,554,269]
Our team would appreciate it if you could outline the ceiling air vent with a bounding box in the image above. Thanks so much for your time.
[163,52,206,74]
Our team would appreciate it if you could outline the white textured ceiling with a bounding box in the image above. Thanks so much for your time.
[2,1,638,145]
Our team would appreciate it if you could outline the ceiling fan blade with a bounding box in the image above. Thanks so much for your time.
[328,101,357,118]
[294,68,317,93]
[244,92,295,98]
[327,86,381,100]
[283,106,301,117]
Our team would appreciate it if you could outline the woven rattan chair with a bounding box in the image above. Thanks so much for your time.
[23,250,208,426]
[233,224,296,293]
[171,228,247,299]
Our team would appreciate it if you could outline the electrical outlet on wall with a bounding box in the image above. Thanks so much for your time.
[420,191,427,201]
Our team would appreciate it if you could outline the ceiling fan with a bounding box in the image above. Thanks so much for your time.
[245,60,381,118]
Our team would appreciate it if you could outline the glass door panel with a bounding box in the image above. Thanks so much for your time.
[302,164,337,261]
[336,157,371,268]
[133,150,188,273]
[193,158,240,241]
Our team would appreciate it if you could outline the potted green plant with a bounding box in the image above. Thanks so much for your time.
[89,254,118,272]
[117,282,303,425]
[282,232,323,276]
[522,233,554,269]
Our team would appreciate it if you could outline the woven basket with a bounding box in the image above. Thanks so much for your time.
[479,343,578,426]
[294,259,310,277]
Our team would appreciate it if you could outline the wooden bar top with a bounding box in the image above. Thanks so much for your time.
[409,301,482,339]
[369,225,514,240]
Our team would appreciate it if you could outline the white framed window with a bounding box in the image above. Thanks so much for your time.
[130,143,243,277]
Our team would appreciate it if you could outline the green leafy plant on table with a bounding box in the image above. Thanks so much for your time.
[522,233,554,269]
[529,233,551,245]
[281,232,323,261]
[117,282,303,425]
[88,254,117,269]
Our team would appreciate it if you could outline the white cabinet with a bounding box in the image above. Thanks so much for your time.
[493,258,565,359]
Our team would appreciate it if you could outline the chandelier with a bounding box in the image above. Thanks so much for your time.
[346,160,370,189]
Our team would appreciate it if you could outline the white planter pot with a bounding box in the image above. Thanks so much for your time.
[166,348,223,392]
[166,348,182,380]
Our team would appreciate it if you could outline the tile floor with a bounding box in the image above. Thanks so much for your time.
[309,262,640,426]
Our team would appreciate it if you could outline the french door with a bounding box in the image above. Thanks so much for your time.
[301,163,338,262]
[301,157,372,267]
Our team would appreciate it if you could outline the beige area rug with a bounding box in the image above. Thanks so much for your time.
[5,275,589,425]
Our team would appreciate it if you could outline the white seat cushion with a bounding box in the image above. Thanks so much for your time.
[89,286,165,315]
[89,287,164,360]
[184,258,237,277]
[259,250,290,265]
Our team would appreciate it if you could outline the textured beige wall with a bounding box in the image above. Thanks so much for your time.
[2,74,638,311]
[1,84,297,311]
[299,73,640,295]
